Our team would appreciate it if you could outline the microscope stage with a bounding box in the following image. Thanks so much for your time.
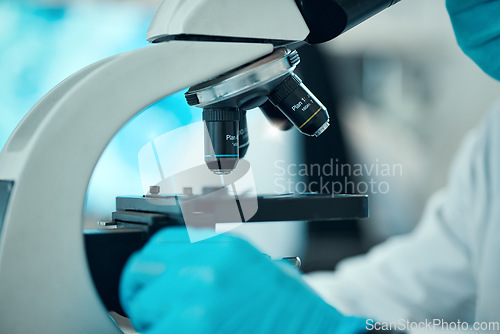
[85,193,368,314]
[113,193,369,228]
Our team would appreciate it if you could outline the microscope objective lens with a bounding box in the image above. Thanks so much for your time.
[269,73,330,137]
[203,108,240,175]
[239,110,250,158]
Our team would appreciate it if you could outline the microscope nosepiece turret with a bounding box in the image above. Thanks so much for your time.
[186,48,330,175]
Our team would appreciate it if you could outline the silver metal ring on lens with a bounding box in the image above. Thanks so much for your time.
[313,121,330,137]
[186,48,300,108]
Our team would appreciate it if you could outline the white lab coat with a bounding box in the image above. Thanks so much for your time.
[305,103,500,326]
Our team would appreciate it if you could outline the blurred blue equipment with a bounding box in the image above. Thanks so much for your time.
[447,0,500,81]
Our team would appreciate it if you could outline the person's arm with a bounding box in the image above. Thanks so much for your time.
[305,107,500,323]
[305,0,500,321]
[120,227,368,334]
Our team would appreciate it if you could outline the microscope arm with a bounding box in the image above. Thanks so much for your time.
[0,41,272,333]
[296,0,402,43]
[146,0,401,47]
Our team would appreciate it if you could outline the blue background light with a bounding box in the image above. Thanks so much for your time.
[0,0,198,218]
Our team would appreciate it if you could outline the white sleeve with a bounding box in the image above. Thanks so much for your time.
[304,110,496,323]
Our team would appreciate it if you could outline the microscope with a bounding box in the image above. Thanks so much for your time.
[0,0,400,332]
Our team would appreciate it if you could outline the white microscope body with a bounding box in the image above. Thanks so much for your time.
[0,0,308,332]
[0,0,402,331]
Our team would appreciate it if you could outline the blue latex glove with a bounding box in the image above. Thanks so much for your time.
[120,227,366,334]
[447,0,500,81]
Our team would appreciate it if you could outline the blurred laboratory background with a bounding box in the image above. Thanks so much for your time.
[1,0,499,272]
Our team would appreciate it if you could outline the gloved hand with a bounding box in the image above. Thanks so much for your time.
[120,227,366,334]
[447,0,500,81]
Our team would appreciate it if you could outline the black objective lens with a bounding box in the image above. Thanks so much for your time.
[269,73,330,137]
[239,110,250,158]
[203,108,240,175]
